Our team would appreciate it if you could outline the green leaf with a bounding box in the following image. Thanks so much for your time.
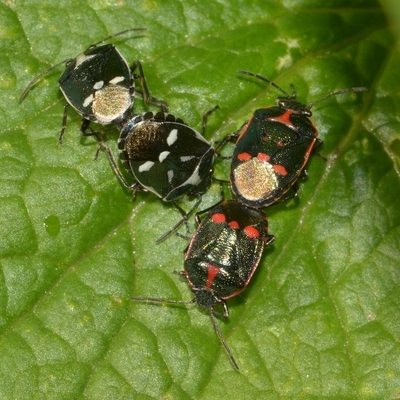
[1,0,399,398]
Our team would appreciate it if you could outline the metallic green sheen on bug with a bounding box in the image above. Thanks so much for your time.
[132,199,275,369]
[184,200,274,307]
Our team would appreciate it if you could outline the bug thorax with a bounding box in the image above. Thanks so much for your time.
[276,97,312,117]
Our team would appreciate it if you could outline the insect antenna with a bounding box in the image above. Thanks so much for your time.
[238,70,292,98]
[209,310,239,370]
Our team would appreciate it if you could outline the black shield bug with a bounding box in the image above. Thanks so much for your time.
[20,28,167,143]
[221,70,367,208]
[132,199,275,369]
[101,106,219,240]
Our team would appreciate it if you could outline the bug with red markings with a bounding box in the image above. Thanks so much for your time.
[133,199,275,369]
[221,70,368,208]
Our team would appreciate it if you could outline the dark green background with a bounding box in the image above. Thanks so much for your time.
[0,0,399,398]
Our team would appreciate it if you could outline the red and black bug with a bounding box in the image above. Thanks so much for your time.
[133,199,275,369]
[222,70,367,208]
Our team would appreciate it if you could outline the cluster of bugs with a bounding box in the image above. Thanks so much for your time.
[21,29,367,370]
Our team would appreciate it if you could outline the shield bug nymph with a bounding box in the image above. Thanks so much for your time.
[132,199,275,369]
[20,28,167,143]
[101,106,219,241]
[221,70,367,208]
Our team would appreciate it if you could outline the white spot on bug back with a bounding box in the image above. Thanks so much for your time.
[75,53,95,67]
[167,169,174,183]
[93,80,104,90]
[83,94,94,107]
[167,129,178,146]
[183,169,201,186]
[159,151,170,163]
[139,161,155,172]
[180,156,195,162]
[109,76,125,84]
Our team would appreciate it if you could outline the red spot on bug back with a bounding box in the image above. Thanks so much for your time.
[228,221,240,229]
[212,213,226,224]
[273,164,288,176]
[257,152,270,163]
[271,110,295,129]
[206,265,221,287]
[244,226,260,238]
[238,152,252,161]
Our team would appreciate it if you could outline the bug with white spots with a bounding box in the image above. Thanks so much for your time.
[117,110,216,201]
[20,29,167,143]
[101,108,218,240]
